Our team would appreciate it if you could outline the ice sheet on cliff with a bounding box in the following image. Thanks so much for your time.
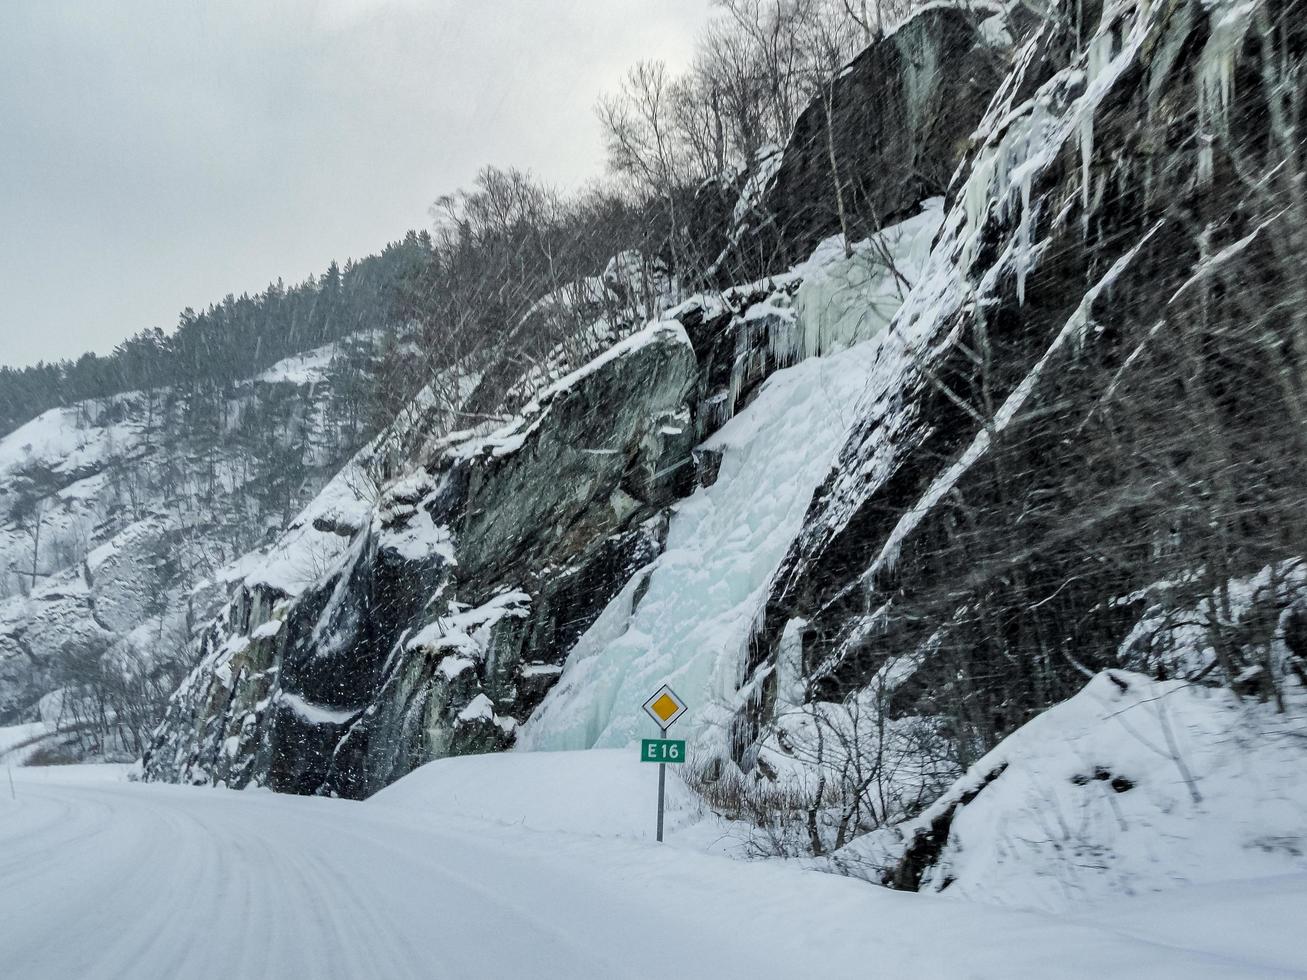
[518,203,945,752]
[519,338,883,750]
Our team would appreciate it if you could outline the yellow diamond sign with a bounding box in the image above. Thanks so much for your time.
[642,684,687,730]
[650,694,679,722]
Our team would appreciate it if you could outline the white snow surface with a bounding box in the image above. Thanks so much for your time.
[0,721,53,764]
[893,670,1307,912]
[519,339,881,752]
[1,759,1302,978]
[731,143,784,226]
[254,343,341,384]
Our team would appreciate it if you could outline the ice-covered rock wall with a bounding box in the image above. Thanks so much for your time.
[737,0,1307,785]
[520,204,943,754]
[520,342,883,752]
[142,190,947,795]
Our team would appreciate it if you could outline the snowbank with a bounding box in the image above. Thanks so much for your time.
[0,721,53,765]
[254,341,344,385]
[887,670,1307,911]
[12,762,1303,977]
[369,748,725,848]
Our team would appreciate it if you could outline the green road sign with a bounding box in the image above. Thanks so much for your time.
[641,738,686,764]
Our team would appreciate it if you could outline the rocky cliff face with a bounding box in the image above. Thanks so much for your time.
[721,4,1015,278]
[142,190,948,793]
[145,323,698,793]
[737,0,1307,775]
[144,0,1305,861]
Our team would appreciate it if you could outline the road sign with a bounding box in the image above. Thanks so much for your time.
[642,685,689,844]
[641,739,686,764]
[641,684,687,730]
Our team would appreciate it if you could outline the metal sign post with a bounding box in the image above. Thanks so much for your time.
[656,724,668,842]
[640,685,687,844]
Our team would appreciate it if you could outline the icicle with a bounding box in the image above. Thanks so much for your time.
[1079,26,1117,229]
[1195,2,1257,184]
[960,98,1056,270]
[962,145,1000,265]
[775,618,808,709]
[1145,1,1195,122]
[1017,167,1034,305]
[763,308,794,371]
[1079,110,1095,229]
[896,24,942,131]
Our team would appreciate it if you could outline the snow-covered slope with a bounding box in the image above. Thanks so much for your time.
[0,336,385,737]
[876,670,1307,910]
[371,748,727,847]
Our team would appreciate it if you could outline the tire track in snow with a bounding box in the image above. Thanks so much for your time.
[1,768,1299,979]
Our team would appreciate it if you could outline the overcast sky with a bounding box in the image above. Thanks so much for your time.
[0,0,707,369]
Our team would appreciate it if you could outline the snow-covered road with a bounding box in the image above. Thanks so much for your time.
[1,765,1302,979]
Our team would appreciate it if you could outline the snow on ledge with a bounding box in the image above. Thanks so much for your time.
[277,691,361,727]
[451,320,691,462]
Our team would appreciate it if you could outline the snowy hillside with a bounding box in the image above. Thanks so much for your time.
[141,195,944,796]
[2,0,1301,962]
[880,670,1307,909]
[0,334,388,751]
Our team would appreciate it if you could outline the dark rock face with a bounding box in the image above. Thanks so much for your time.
[721,7,1014,280]
[143,323,699,796]
[888,763,1009,892]
[736,0,1307,767]
[449,330,695,585]
[672,279,803,440]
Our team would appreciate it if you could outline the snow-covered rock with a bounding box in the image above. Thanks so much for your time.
[143,319,701,794]
[735,0,1307,806]
[0,337,385,726]
[880,670,1307,910]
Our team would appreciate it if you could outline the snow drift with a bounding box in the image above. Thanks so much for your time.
[882,670,1307,911]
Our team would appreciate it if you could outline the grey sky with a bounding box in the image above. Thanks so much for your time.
[0,0,707,368]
